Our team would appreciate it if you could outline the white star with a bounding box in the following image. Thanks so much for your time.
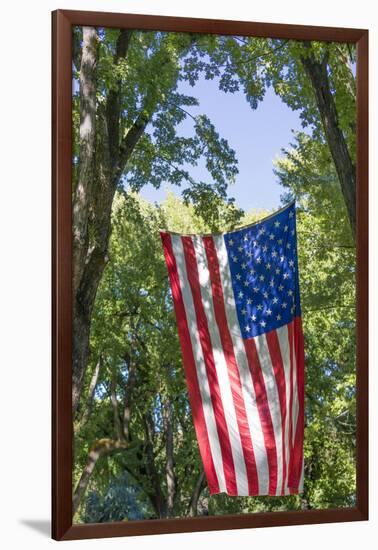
[262,245,268,252]
[238,246,243,252]
[273,297,278,304]
[241,262,247,269]
[282,302,287,309]
[241,308,247,315]
[283,272,289,279]
[274,221,280,228]
[250,268,256,276]
[251,314,257,321]
[257,304,263,311]
[253,287,259,293]
[284,225,288,232]
[260,320,267,327]
[244,234,249,242]
[278,284,284,291]
[253,240,258,247]
[229,239,234,246]
[266,308,272,316]
[247,298,253,305]
[261,227,266,234]
[233,256,238,263]
[288,289,293,296]
[269,279,274,287]
[238,291,244,298]
[236,273,241,280]
[276,314,282,321]
[286,243,291,249]
[265,262,271,270]
[280,255,285,262]
[247,250,253,258]
[259,274,265,282]
[289,211,294,218]
[291,306,295,314]
[272,251,278,258]
[269,233,275,240]
[277,238,283,245]
[245,325,251,332]
[289,259,294,267]
[244,280,250,287]
[275,268,281,275]
[256,257,262,264]
[263,291,269,299]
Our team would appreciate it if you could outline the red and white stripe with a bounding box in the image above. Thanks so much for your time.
[161,231,305,496]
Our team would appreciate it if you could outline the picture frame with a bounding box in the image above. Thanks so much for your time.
[52,9,368,541]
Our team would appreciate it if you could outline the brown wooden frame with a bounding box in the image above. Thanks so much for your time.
[52,9,369,541]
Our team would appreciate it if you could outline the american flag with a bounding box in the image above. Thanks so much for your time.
[160,202,305,496]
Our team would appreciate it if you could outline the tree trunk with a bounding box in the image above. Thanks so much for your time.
[72,27,98,414]
[301,45,356,238]
[73,27,97,294]
[123,357,137,441]
[72,28,152,416]
[187,470,206,517]
[163,398,176,517]
[144,412,166,518]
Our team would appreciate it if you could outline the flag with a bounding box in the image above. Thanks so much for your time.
[160,202,305,496]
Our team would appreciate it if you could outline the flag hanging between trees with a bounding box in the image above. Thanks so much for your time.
[160,202,305,497]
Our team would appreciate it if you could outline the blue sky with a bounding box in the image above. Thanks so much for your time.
[139,75,305,211]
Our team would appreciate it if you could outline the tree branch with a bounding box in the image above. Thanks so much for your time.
[114,111,151,184]
[123,352,137,441]
[115,29,133,62]
[110,368,124,441]
[72,438,131,516]
[303,304,355,313]
[76,353,103,429]
[105,30,134,172]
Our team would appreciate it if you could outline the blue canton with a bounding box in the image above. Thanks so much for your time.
[224,202,301,339]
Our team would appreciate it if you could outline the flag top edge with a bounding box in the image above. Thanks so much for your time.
[158,200,296,237]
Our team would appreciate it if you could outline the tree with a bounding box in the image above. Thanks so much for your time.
[73,30,356,415]
[72,28,240,414]
[73,188,356,519]
[72,30,356,520]
[73,193,225,518]
[300,43,356,236]
[274,132,356,508]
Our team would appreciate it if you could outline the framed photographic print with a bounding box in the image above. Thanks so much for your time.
[52,9,368,541]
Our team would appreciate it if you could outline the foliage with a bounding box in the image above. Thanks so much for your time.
[73,29,356,522]
[274,134,356,508]
[84,471,152,523]
[185,36,356,158]
[72,27,242,225]
[74,187,356,520]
